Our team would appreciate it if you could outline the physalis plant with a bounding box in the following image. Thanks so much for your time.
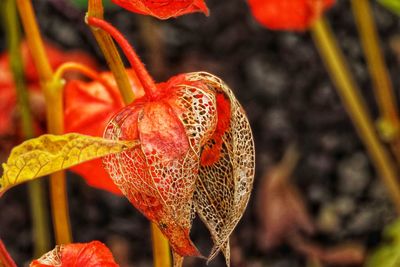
[0,0,255,266]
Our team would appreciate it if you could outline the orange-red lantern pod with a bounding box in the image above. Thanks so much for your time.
[30,241,119,267]
[112,0,209,19]
[248,0,335,31]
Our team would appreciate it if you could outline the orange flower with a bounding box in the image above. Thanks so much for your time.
[112,0,209,19]
[248,0,335,31]
[30,241,118,267]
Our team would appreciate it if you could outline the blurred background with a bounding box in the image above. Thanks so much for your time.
[1,0,400,266]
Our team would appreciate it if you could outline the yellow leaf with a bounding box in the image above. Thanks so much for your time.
[0,133,139,195]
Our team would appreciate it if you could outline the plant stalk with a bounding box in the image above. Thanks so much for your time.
[87,0,135,104]
[151,223,173,267]
[87,1,171,266]
[3,0,51,257]
[311,18,400,213]
[16,0,72,245]
[351,0,400,163]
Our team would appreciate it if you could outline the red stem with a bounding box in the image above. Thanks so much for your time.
[87,17,158,99]
[0,240,17,267]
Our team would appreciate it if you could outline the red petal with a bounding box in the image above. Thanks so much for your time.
[248,0,335,31]
[112,0,209,19]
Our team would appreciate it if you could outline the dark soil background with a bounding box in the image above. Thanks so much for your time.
[1,0,400,266]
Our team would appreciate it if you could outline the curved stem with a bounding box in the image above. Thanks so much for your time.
[0,240,16,267]
[311,18,400,213]
[3,0,51,257]
[87,17,158,99]
[87,0,135,104]
[54,62,122,104]
[16,0,72,245]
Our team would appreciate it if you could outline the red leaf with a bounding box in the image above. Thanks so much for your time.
[30,241,119,267]
[111,0,209,19]
[64,70,144,195]
[248,0,335,31]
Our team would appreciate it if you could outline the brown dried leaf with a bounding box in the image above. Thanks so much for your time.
[256,146,314,250]
[292,237,366,266]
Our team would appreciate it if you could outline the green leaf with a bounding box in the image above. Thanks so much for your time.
[0,133,139,195]
[378,0,400,16]
[366,219,400,267]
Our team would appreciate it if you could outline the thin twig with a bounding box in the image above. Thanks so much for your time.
[16,0,72,245]
[87,0,135,104]
[351,0,400,164]
[3,0,51,257]
[311,18,400,213]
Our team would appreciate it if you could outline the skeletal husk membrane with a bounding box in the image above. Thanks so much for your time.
[103,72,255,266]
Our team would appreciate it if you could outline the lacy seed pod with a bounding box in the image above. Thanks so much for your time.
[193,72,255,266]
[103,72,255,266]
[103,73,218,257]
[30,241,119,267]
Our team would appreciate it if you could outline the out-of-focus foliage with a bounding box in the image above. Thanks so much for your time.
[366,219,400,267]
[378,0,400,16]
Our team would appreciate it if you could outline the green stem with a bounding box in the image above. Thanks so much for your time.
[87,0,135,104]
[351,0,400,164]
[311,18,400,213]
[2,0,51,257]
[16,0,72,245]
